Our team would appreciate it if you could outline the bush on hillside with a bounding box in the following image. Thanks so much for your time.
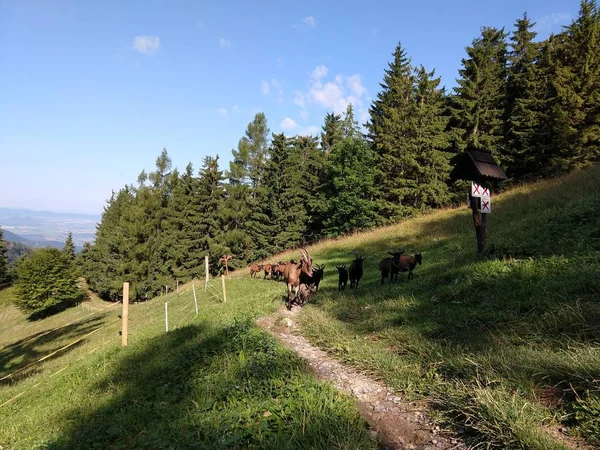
[14,248,82,317]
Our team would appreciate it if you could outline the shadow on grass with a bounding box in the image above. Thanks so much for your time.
[0,316,107,384]
[47,320,375,450]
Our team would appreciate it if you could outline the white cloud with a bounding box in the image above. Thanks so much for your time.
[347,74,366,97]
[132,35,160,55]
[276,57,284,67]
[299,110,309,120]
[261,79,284,101]
[358,108,369,124]
[294,65,369,116]
[293,15,317,29]
[294,90,306,108]
[219,38,232,48]
[311,65,329,80]
[534,12,571,35]
[280,117,298,130]
[298,125,320,136]
[303,16,316,27]
[261,80,270,95]
[233,105,240,113]
[218,107,228,116]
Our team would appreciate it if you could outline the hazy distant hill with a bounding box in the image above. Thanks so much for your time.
[0,208,100,248]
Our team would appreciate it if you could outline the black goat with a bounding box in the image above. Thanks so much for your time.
[348,251,366,288]
[379,249,405,285]
[307,264,325,291]
[335,265,348,291]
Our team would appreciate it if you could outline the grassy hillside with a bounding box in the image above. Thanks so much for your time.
[1,164,598,449]
[0,281,375,449]
[254,164,599,448]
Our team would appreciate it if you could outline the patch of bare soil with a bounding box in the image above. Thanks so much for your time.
[257,307,468,450]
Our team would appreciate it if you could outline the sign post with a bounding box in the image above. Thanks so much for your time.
[122,282,129,347]
[470,182,491,255]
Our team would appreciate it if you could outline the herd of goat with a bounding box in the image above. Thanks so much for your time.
[248,248,422,310]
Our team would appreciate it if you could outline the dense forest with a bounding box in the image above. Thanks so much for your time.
[74,1,599,301]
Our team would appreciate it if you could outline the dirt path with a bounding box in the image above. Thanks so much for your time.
[257,307,468,450]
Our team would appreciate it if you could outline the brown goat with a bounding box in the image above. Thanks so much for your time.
[335,265,348,291]
[272,261,286,281]
[397,252,422,280]
[249,263,263,278]
[283,249,313,309]
[348,251,366,288]
[263,263,273,279]
[379,249,405,285]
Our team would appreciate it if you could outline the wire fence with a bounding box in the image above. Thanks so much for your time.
[0,278,226,409]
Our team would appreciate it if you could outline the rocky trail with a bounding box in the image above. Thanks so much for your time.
[257,307,468,450]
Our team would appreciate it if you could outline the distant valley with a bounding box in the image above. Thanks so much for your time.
[0,208,100,250]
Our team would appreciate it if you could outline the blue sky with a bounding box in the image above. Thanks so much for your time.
[0,0,577,214]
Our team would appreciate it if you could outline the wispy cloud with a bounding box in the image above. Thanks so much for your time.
[280,117,298,130]
[218,107,228,117]
[534,12,571,35]
[132,35,160,55]
[261,80,270,95]
[293,16,317,29]
[219,38,232,48]
[276,57,284,67]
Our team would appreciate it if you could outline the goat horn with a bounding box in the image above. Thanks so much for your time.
[349,251,359,258]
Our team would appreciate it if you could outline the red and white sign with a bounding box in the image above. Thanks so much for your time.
[481,196,491,214]
[471,182,490,198]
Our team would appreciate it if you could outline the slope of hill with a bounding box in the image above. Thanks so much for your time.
[1,165,598,449]
[258,164,599,448]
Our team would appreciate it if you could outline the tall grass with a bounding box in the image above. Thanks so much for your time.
[257,165,600,448]
[0,279,376,449]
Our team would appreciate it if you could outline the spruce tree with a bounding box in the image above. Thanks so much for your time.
[63,232,76,261]
[324,137,377,236]
[196,155,228,273]
[342,103,360,138]
[367,41,416,221]
[410,66,452,209]
[0,228,10,287]
[543,0,600,173]
[505,14,542,179]
[320,112,344,153]
[450,27,508,163]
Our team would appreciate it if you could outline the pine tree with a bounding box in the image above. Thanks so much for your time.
[323,137,377,236]
[342,104,360,138]
[410,66,452,208]
[0,228,10,287]
[63,232,76,261]
[196,155,228,273]
[504,14,542,179]
[225,113,271,262]
[320,112,344,153]
[542,1,600,173]
[450,27,508,163]
[367,41,416,221]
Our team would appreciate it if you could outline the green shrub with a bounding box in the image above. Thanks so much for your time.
[14,247,82,316]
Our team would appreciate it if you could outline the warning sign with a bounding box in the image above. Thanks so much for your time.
[481,196,491,214]
[471,182,490,198]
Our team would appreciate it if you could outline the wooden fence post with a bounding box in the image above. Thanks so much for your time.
[221,274,227,303]
[193,283,198,316]
[165,302,169,332]
[205,255,209,291]
[122,282,129,347]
